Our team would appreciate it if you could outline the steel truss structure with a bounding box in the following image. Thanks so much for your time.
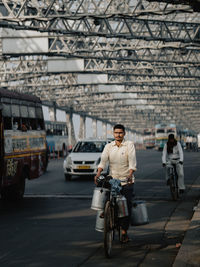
[0,0,200,133]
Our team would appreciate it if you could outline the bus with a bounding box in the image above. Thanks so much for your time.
[0,88,47,200]
[45,120,68,157]
[155,123,177,151]
[143,128,155,149]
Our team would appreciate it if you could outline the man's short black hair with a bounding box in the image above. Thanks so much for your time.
[113,124,125,132]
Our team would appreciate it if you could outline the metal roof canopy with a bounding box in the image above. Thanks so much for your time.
[0,0,199,133]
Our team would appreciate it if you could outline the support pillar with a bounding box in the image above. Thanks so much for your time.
[66,111,76,149]
[102,122,107,139]
[79,115,86,139]
[92,118,97,138]
[49,103,56,122]
[127,130,132,140]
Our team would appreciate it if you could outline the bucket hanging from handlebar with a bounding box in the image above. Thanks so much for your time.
[131,200,149,226]
[91,187,110,211]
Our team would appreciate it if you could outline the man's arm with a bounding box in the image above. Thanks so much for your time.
[178,142,184,163]
[94,144,109,184]
[127,168,135,183]
[128,142,137,172]
[127,142,137,183]
[94,167,103,185]
[162,144,167,165]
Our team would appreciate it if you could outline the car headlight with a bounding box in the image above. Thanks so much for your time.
[66,156,72,166]
[96,157,101,165]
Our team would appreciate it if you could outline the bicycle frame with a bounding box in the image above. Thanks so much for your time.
[104,190,122,258]
[167,162,179,201]
[96,176,128,258]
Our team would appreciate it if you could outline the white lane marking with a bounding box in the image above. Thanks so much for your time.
[24,194,92,199]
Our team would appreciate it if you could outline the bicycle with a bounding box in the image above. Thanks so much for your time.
[166,161,179,201]
[96,175,128,258]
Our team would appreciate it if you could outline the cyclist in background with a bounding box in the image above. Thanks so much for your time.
[162,134,185,193]
[94,124,137,243]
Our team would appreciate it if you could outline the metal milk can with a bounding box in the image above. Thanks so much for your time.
[91,187,109,210]
[95,210,104,232]
[131,200,149,226]
[116,195,128,218]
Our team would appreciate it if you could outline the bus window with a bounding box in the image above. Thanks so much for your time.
[20,105,28,118]
[28,118,37,130]
[11,104,20,117]
[2,103,11,117]
[36,106,43,119]
[13,118,21,130]
[3,117,12,130]
[37,118,45,130]
[28,106,36,118]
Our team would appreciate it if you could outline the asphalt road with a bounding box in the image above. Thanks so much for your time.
[0,150,200,267]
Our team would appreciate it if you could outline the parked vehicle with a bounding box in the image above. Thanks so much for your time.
[155,123,177,151]
[45,120,68,157]
[63,139,109,180]
[0,88,47,200]
[143,128,155,149]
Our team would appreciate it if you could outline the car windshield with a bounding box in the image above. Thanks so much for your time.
[73,141,107,153]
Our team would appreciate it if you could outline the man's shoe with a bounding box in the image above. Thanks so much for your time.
[166,179,170,186]
[179,189,185,194]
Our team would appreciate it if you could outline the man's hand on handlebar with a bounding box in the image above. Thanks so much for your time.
[126,176,132,184]
[94,174,100,185]
[162,163,166,167]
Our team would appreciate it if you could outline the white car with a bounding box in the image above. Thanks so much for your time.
[63,139,109,180]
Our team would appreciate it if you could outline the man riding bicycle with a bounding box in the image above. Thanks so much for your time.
[94,124,137,243]
[162,134,185,193]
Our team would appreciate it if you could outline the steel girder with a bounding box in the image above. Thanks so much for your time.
[0,0,199,133]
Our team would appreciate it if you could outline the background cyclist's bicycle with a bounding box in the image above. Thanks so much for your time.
[166,161,179,201]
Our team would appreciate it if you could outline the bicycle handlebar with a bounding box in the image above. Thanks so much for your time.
[96,175,129,186]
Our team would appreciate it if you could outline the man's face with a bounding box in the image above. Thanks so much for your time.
[113,128,125,142]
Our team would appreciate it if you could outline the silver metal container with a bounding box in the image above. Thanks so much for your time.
[117,195,128,218]
[91,187,109,211]
[95,210,104,232]
[131,200,149,226]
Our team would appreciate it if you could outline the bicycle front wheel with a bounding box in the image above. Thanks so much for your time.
[169,176,179,201]
[104,201,114,258]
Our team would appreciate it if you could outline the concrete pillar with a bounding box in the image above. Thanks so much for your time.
[79,115,86,139]
[102,122,107,139]
[49,105,56,121]
[92,118,97,138]
[127,130,131,140]
[66,111,76,149]
[130,132,135,142]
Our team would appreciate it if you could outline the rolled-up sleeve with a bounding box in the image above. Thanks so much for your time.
[98,144,110,170]
[128,142,137,171]
[162,144,167,164]
[178,142,184,162]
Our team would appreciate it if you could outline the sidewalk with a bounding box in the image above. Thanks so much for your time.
[173,189,200,266]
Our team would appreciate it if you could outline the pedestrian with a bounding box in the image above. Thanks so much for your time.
[94,124,137,243]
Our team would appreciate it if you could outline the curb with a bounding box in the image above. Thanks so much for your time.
[173,176,200,267]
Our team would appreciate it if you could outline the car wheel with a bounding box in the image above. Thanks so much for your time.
[65,174,71,181]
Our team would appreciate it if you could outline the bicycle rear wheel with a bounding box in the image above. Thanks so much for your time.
[169,176,179,201]
[104,201,114,258]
